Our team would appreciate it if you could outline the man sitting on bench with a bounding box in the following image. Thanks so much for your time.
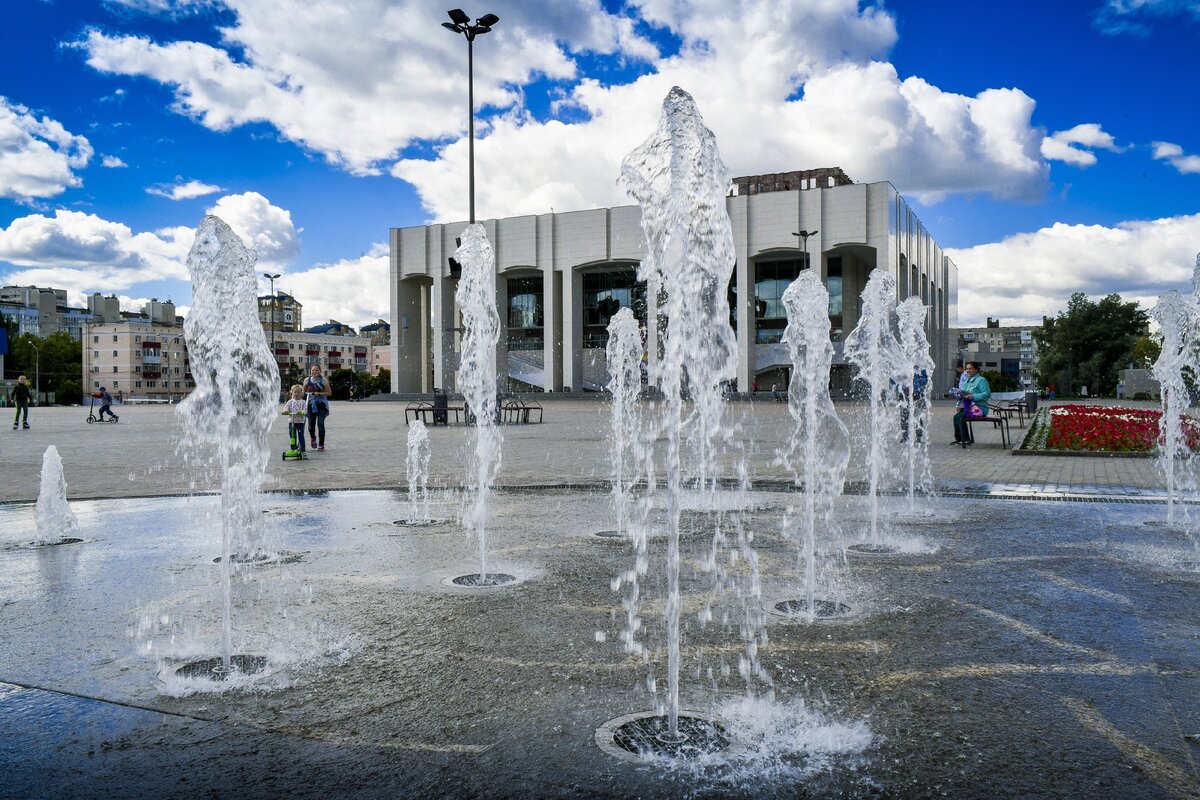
[951,361,991,448]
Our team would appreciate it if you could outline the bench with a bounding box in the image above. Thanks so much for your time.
[989,391,1030,428]
[404,400,463,426]
[964,410,1012,448]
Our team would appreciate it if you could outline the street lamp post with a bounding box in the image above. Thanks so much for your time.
[30,342,39,405]
[264,272,281,392]
[443,8,499,224]
[792,229,818,271]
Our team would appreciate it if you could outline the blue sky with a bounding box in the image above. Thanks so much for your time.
[0,0,1197,329]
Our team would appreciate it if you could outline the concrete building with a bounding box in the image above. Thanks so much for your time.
[1,285,92,339]
[954,317,1041,390]
[258,292,303,334]
[270,330,373,380]
[83,319,192,401]
[390,168,957,394]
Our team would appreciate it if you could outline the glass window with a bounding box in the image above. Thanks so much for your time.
[507,277,543,330]
[92,335,98,343]
[827,257,843,318]
[754,259,805,344]
[582,269,647,347]
[112,366,118,372]
[113,335,118,342]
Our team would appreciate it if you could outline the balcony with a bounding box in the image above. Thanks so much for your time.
[142,354,161,364]
[142,370,162,379]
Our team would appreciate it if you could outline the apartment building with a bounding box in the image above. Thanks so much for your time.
[1,285,92,339]
[83,319,192,401]
[954,317,1041,389]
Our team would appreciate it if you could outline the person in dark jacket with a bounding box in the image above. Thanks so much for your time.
[11,375,31,430]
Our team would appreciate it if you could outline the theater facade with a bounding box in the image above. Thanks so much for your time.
[389,168,958,395]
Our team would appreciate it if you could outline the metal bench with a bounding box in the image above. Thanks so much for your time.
[964,412,1012,448]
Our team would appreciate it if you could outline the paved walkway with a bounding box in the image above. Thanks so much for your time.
[0,398,1166,503]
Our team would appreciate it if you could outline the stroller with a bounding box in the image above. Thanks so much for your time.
[86,391,119,424]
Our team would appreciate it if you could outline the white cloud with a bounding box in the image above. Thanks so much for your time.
[0,192,299,304]
[101,154,128,168]
[1094,0,1200,35]
[280,243,389,330]
[0,95,93,201]
[947,213,1200,327]
[75,0,656,175]
[1041,123,1123,167]
[1152,140,1200,174]
[206,191,300,267]
[146,178,223,199]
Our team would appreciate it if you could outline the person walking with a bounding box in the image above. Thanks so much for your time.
[303,365,331,451]
[11,375,31,430]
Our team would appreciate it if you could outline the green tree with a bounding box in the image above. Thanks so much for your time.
[1034,292,1149,396]
[981,370,1017,392]
[372,368,392,395]
[6,331,82,403]
[329,367,356,400]
[284,361,304,392]
[1124,334,1161,369]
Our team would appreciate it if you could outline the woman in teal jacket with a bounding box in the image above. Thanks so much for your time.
[953,361,991,447]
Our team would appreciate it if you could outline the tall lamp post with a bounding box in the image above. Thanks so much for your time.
[30,341,39,405]
[263,272,281,392]
[792,229,818,271]
[443,8,499,224]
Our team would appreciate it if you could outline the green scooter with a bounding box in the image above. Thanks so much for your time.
[282,410,307,461]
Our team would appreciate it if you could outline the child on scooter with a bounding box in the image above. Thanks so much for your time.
[282,384,307,455]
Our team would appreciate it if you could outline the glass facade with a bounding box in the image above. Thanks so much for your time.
[827,256,843,340]
[754,258,806,343]
[583,269,646,348]
[507,277,543,351]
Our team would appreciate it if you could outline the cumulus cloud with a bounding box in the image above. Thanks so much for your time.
[279,243,389,330]
[0,95,93,201]
[1152,141,1200,174]
[146,178,222,199]
[101,154,128,168]
[0,192,298,304]
[947,213,1200,327]
[205,191,300,266]
[75,0,656,175]
[1040,123,1123,167]
[1094,0,1200,36]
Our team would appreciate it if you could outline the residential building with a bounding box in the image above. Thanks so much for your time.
[258,292,303,333]
[83,318,192,401]
[389,167,958,394]
[370,344,393,376]
[360,320,391,345]
[269,330,373,379]
[1,285,92,339]
[953,317,1041,389]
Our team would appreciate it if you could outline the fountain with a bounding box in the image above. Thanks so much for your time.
[896,296,936,514]
[773,271,851,620]
[173,214,276,679]
[1151,290,1192,528]
[450,223,513,587]
[611,86,740,751]
[604,307,645,541]
[33,445,81,546]
[402,419,432,525]
[843,269,906,552]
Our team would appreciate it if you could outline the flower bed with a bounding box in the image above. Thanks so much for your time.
[1019,404,1200,453]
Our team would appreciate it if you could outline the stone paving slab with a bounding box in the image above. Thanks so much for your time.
[0,399,1169,504]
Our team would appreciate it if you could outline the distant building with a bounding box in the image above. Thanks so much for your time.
[304,320,356,337]
[370,344,393,376]
[1,285,91,339]
[83,317,192,401]
[269,330,372,377]
[953,317,1041,389]
[360,319,390,345]
[258,292,303,333]
[390,167,958,394]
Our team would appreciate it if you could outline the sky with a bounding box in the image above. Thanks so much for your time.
[0,0,1197,330]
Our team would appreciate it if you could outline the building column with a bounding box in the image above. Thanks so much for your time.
[495,272,509,391]
[562,268,583,392]
[542,265,562,391]
[431,276,458,392]
[393,278,425,392]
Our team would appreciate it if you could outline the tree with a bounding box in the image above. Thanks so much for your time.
[284,361,304,392]
[981,370,1017,392]
[1124,335,1161,369]
[373,368,392,395]
[5,331,82,403]
[329,367,357,400]
[1034,292,1149,396]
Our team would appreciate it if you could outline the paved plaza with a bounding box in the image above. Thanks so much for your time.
[1,397,1197,799]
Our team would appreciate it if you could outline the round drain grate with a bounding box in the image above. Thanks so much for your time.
[212,551,299,565]
[847,542,897,555]
[39,538,84,547]
[393,519,449,527]
[451,572,517,587]
[771,598,853,619]
[597,712,731,762]
[175,654,267,680]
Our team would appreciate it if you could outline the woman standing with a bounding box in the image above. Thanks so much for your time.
[304,365,331,450]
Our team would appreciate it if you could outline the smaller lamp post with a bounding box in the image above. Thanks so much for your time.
[791,229,818,271]
[442,9,500,224]
[263,273,281,393]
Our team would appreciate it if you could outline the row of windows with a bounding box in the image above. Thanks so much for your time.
[92,334,183,344]
[92,380,193,389]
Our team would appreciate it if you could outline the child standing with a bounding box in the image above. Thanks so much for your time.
[282,384,307,455]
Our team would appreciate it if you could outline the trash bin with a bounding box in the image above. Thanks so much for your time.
[1024,390,1038,413]
[432,390,448,425]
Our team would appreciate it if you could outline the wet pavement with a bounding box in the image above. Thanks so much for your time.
[1,399,1198,799]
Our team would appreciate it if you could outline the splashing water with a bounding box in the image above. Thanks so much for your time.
[607,307,645,538]
[176,215,278,672]
[453,223,503,579]
[1151,290,1193,527]
[620,86,739,739]
[34,445,78,545]
[843,269,906,546]
[406,419,432,524]
[896,296,936,512]
[778,271,850,618]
